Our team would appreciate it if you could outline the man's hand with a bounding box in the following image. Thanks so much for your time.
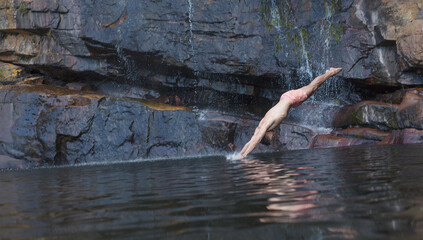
[325,67,342,77]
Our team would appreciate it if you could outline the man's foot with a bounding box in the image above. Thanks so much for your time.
[326,67,342,77]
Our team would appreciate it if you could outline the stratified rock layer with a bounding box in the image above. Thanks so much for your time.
[0,0,422,93]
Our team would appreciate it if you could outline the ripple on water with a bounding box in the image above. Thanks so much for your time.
[0,144,422,239]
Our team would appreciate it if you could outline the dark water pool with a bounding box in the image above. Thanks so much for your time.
[1,144,423,239]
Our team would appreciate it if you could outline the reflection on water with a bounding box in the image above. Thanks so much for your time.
[1,144,423,239]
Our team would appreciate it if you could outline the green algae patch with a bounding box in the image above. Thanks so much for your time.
[260,0,343,56]
[132,98,191,112]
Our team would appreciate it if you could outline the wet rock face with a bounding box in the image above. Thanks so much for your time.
[334,89,423,132]
[333,101,399,131]
[0,84,320,167]
[0,85,205,165]
[0,83,421,169]
[0,0,422,92]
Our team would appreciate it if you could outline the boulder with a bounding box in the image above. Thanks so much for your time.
[380,129,423,144]
[397,93,423,129]
[397,20,423,70]
[333,101,399,131]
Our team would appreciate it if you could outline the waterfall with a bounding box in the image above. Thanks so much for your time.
[266,1,313,90]
[319,1,335,99]
[312,0,347,102]
[187,0,200,112]
[299,29,313,82]
[270,0,281,31]
[187,0,195,57]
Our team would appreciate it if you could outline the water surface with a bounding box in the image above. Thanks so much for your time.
[1,144,423,239]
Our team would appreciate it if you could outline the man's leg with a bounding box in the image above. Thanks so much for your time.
[300,68,342,97]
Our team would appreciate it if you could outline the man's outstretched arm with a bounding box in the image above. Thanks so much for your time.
[239,99,291,157]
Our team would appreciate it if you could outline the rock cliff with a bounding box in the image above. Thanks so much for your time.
[0,0,422,169]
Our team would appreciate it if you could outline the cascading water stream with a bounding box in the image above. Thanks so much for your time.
[187,0,195,57]
[270,0,281,31]
[186,0,201,112]
[298,29,313,82]
[319,1,338,100]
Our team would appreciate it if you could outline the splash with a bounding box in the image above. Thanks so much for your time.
[226,152,244,161]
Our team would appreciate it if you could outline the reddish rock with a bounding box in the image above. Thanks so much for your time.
[397,20,423,70]
[332,128,390,141]
[397,93,423,129]
[310,134,377,149]
[333,101,399,131]
[380,129,423,145]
